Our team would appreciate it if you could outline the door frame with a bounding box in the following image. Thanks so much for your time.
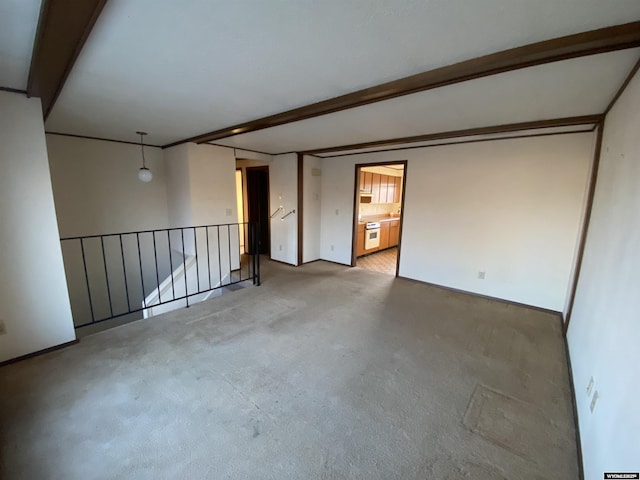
[245,165,271,257]
[351,160,408,277]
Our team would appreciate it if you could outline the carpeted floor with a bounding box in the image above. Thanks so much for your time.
[0,259,578,479]
[357,247,398,275]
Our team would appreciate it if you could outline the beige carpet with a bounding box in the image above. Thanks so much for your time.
[0,259,578,479]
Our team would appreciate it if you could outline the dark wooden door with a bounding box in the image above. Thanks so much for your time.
[246,167,270,254]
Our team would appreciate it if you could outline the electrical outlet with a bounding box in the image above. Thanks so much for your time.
[586,376,595,397]
[330,245,334,251]
[0,318,7,335]
[478,271,486,280]
[590,390,599,413]
[335,209,339,215]
[279,245,283,251]
[225,208,232,216]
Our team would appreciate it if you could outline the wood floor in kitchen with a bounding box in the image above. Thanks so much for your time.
[356,247,398,275]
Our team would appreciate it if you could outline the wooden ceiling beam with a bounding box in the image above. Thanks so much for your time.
[301,115,603,155]
[163,21,640,148]
[27,0,108,119]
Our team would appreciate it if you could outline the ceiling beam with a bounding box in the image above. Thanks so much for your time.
[27,0,108,119]
[163,21,640,148]
[301,115,603,155]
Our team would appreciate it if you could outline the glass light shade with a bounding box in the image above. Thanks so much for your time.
[138,167,152,182]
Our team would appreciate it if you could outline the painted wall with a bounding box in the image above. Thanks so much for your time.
[0,92,75,361]
[303,155,322,263]
[48,139,240,329]
[164,143,241,289]
[320,133,593,311]
[269,153,298,265]
[567,72,640,478]
[48,135,171,328]
[164,143,193,229]
[47,134,170,236]
[187,143,239,226]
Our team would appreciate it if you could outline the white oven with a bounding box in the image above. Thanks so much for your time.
[364,222,381,250]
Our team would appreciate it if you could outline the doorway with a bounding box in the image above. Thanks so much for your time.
[352,161,407,276]
[245,166,270,255]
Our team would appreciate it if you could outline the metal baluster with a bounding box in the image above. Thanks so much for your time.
[217,226,222,288]
[167,230,175,300]
[101,236,114,318]
[181,228,188,307]
[228,225,232,284]
[206,226,211,290]
[252,223,256,285]
[238,224,243,281]
[137,233,146,308]
[194,227,200,293]
[152,231,160,305]
[80,238,95,323]
[256,222,261,286]
[119,234,131,313]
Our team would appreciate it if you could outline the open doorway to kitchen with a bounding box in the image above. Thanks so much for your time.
[352,161,407,276]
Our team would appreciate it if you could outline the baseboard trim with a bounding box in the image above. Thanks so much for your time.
[268,258,297,267]
[311,258,352,267]
[0,339,79,368]
[396,275,562,317]
[562,331,585,480]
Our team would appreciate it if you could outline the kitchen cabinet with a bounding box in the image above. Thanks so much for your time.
[356,224,365,257]
[379,221,390,250]
[379,175,389,205]
[362,172,402,204]
[389,220,400,247]
[394,177,401,203]
[387,176,396,203]
[371,173,381,202]
[359,171,373,193]
[363,172,372,192]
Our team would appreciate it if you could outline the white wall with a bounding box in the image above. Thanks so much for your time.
[164,143,193,229]
[165,142,241,284]
[0,92,75,361]
[320,133,593,311]
[187,143,239,226]
[47,134,170,236]
[303,155,322,263]
[47,135,172,328]
[269,153,298,265]
[567,72,640,478]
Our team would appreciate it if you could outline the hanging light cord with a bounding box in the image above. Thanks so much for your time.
[136,131,149,168]
[139,132,147,168]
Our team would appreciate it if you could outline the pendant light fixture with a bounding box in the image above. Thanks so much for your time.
[136,131,152,182]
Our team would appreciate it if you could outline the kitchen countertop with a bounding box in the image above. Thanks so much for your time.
[358,215,400,225]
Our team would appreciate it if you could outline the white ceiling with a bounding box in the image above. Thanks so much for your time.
[0,0,41,90]
[4,0,640,151]
[213,49,639,153]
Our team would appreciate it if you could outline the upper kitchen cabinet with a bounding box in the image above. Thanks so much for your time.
[371,173,381,202]
[359,166,403,205]
[359,171,373,193]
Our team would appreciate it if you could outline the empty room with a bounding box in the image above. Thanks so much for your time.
[1,1,639,479]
